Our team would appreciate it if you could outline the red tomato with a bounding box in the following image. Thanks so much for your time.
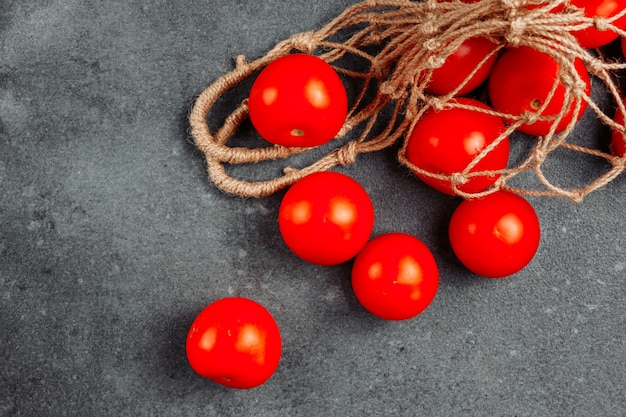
[405,97,510,195]
[610,100,626,157]
[448,191,541,278]
[186,297,282,389]
[279,171,374,266]
[248,54,348,147]
[424,37,499,97]
[351,233,439,320]
[569,0,626,49]
[488,46,590,136]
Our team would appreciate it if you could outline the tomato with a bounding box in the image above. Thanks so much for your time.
[351,233,439,320]
[569,0,626,49]
[488,46,590,136]
[610,99,626,157]
[186,297,282,389]
[248,54,348,147]
[279,171,374,266]
[448,191,541,278]
[405,97,510,195]
[424,36,499,97]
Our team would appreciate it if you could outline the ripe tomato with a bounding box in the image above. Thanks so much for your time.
[424,36,499,97]
[186,297,282,389]
[405,97,510,195]
[351,233,439,320]
[448,191,541,278]
[278,171,374,266]
[610,100,626,157]
[569,0,626,49]
[488,46,591,137]
[248,54,348,147]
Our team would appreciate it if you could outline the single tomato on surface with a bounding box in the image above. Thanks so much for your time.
[351,233,439,320]
[248,54,348,147]
[405,97,510,195]
[448,191,541,278]
[488,46,590,137]
[186,297,282,389]
[279,171,375,266]
[424,36,499,97]
[569,0,626,49]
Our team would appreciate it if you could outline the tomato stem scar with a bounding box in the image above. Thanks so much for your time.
[530,99,542,110]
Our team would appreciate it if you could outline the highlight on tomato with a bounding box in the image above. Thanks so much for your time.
[248,54,348,147]
[351,233,439,320]
[186,297,282,389]
[423,36,499,97]
[488,46,591,137]
[278,171,375,266]
[568,0,626,49]
[448,191,541,278]
[405,97,510,195]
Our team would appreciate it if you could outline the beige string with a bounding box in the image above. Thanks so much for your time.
[189,0,626,199]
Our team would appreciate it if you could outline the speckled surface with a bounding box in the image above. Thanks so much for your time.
[1,1,625,416]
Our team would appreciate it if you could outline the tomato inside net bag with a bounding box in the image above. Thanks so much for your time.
[189,0,626,200]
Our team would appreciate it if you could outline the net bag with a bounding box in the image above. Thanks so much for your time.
[189,0,626,201]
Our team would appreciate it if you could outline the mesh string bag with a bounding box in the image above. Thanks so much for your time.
[189,0,626,201]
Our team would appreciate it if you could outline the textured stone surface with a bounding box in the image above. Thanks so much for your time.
[1,1,625,416]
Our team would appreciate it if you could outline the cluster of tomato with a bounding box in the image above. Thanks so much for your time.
[185,0,626,390]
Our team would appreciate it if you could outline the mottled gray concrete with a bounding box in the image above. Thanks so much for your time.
[1,1,625,416]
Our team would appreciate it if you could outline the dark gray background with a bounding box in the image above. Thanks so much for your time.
[1,1,625,416]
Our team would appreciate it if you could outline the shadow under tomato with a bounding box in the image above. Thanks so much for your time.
[143,308,243,399]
